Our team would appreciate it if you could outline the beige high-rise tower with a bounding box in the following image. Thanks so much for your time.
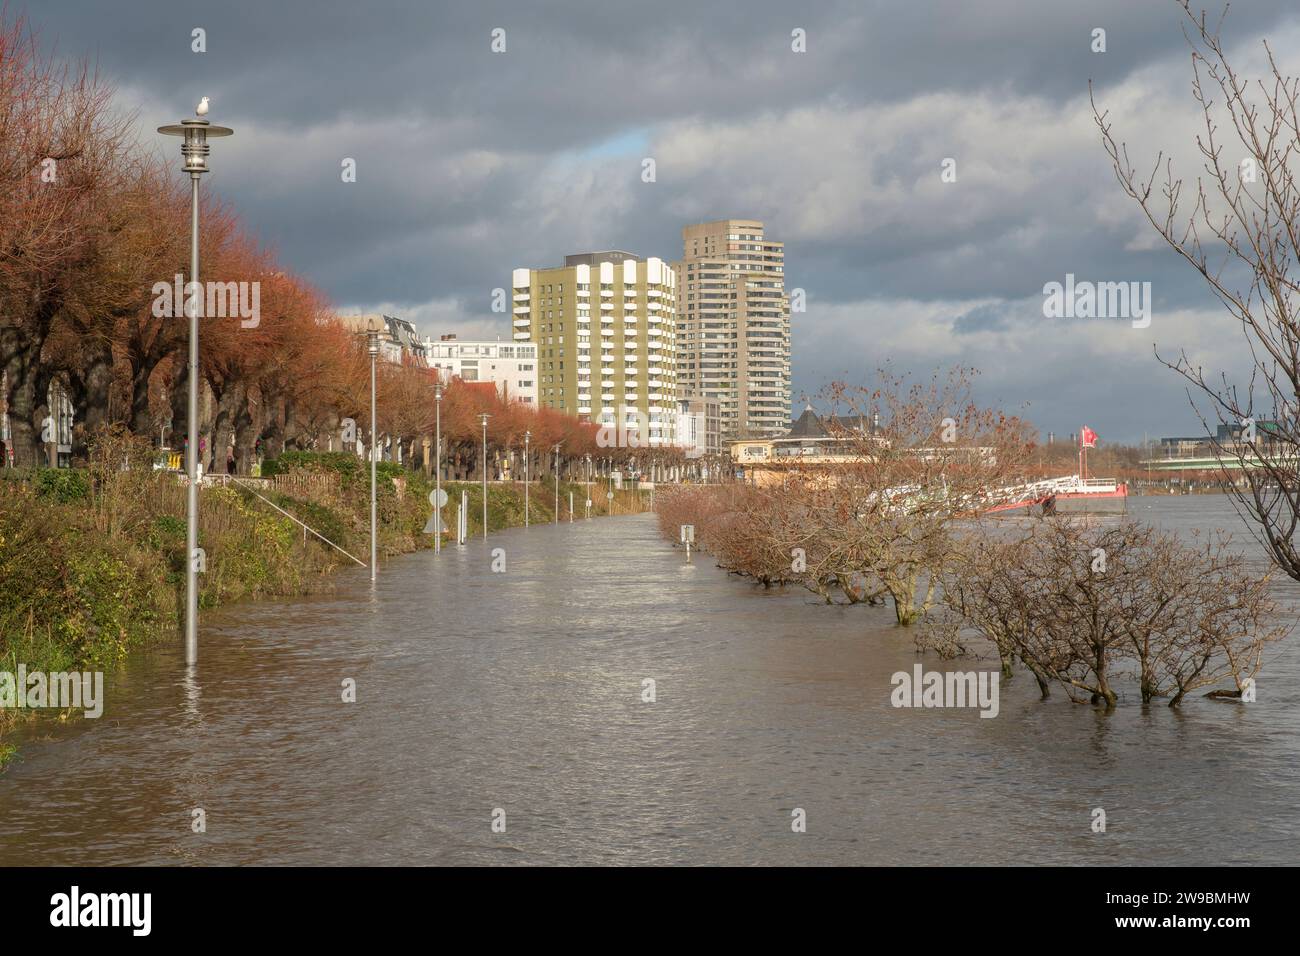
[674,219,790,439]
[511,252,678,445]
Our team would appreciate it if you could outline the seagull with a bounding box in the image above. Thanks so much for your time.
[196,97,209,117]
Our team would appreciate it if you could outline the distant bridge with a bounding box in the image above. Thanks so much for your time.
[1141,455,1300,472]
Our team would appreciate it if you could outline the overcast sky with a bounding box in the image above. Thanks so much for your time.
[19,0,1300,443]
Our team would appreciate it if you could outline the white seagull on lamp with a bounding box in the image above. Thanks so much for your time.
[196,97,210,117]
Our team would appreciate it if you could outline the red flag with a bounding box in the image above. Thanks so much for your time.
[1080,426,1098,448]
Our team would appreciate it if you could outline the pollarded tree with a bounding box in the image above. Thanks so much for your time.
[927,518,1286,707]
[0,14,132,463]
[808,367,1037,624]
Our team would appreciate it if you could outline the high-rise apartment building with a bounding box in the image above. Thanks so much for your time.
[674,219,790,439]
[511,252,678,446]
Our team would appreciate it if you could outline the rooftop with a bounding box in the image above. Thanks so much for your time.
[563,250,642,267]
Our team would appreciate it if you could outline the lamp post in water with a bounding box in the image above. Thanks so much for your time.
[158,102,233,667]
[524,429,530,527]
[364,319,381,582]
[434,378,443,554]
[479,413,491,540]
[553,441,563,524]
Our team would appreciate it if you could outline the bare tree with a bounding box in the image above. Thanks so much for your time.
[1094,1,1300,581]
[926,518,1285,707]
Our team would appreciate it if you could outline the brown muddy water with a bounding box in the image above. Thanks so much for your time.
[1,496,1297,865]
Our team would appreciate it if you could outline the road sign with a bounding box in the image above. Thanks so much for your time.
[606,491,614,500]
[680,524,695,543]
[425,488,449,534]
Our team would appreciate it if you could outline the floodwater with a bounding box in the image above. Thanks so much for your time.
[1,496,1297,865]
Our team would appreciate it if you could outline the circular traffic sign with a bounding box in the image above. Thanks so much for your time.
[430,489,449,507]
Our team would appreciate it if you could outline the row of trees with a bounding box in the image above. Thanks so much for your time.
[0,13,695,479]
[1,14,337,471]
[923,520,1281,707]
[655,367,1285,705]
[659,368,1038,623]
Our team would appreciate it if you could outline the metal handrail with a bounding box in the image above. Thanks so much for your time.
[226,474,367,567]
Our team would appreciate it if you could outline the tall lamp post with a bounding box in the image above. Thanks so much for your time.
[363,319,381,582]
[158,103,233,668]
[553,441,563,524]
[524,429,531,527]
[434,378,443,554]
[479,413,491,540]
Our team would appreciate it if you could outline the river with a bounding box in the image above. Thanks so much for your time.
[1,496,1297,865]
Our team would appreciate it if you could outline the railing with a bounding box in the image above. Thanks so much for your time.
[226,474,367,568]
[272,471,341,500]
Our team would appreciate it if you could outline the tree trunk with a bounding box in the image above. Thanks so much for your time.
[233,399,256,475]
[69,341,116,459]
[1,328,44,466]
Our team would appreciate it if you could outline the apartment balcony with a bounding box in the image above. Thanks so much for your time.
[513,332,531,341]
[513,304,531,314]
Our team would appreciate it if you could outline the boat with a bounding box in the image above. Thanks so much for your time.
[984,476,1129,515]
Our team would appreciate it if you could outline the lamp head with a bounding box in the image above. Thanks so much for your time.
[157,112,233,175]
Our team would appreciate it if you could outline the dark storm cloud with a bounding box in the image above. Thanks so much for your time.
[14,0,1300,441]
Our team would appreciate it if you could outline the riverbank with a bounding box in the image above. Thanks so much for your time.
[0,443,648,765]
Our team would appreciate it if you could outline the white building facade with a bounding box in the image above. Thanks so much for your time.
[424,335,538,406]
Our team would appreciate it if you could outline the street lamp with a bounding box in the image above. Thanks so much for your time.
[434,377,443,554]
[362,319,382,582]
[585,453,593,518]
[553,441,563,524]
[524,429,531,527]
[479,413,491,540]
[158,103,233,668]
